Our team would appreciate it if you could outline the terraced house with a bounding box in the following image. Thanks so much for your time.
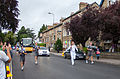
[41,2,100,50]
[41,0,120,50]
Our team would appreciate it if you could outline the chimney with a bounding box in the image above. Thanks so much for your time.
[60,17,65,23]
[79,2,88,10]
[71,12,74,15]
[47,25,53,29]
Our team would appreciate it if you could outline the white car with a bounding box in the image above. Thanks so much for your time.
[38,47,50,56]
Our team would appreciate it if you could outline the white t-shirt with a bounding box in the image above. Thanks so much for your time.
[0,50,9,79]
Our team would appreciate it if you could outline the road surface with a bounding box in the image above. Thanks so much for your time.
[12,51,120,79]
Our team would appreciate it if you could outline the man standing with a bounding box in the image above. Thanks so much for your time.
[0,40,11,79]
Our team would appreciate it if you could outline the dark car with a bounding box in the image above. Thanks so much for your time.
[64,48,86,60]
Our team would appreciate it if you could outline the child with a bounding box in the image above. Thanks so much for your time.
[96,47,100,60]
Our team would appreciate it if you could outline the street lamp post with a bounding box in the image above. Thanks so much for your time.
[48,12,55,26]
[48,12,55,48]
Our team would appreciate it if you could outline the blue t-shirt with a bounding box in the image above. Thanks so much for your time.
[19,48,26,57]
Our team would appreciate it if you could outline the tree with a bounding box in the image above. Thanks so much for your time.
[0,31,5,42]
[38,24,47,37]
[95,1,120,51]
[17,26,36,42]
[0,0,19,32]
[4,31,17,45]
[65,6,99,47]
[54,39,63,53]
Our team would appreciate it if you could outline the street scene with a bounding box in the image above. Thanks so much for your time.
[0,0,120,79]
[12,50,120,79]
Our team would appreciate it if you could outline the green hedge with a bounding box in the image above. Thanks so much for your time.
[37,43,46,47]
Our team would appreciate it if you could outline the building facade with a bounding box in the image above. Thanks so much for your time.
[41,2,99,49]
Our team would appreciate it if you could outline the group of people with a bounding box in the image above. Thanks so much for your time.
[18,42,39,71]
[0,38,39,79]
[0,38,100,78]
[0,39,12,79]
[66,40,100,66]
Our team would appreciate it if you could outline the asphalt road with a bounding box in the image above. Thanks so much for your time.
[12,51,120,79]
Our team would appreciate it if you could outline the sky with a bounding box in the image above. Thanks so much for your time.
[18,0,102,36]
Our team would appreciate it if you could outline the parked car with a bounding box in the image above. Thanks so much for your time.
[64,48,86,60]
[38,47,50,56]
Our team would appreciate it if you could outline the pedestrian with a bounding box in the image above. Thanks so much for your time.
[19,45,27,71]
[0,39,12,79]
[33,42,39,65]
[66,40,78,65]
[96,47,100,60]
[85,42,96,64]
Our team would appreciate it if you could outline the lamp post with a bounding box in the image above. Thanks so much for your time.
[48,12,55,26]
[48,12,55,48]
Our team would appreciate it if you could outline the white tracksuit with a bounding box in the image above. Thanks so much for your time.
[67,45,78,65]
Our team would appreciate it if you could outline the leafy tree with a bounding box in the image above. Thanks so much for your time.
[0,31,5,42]
[54,38,63,53]
[65,7,99,47]
[26,28,36,39]
[17,26,36,42]
[38,24,47,37]
[4,31,17,45]
[95,1,120,51]
[0,0,19,32]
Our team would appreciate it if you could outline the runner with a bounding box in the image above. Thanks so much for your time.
[19,45,27,71]
[85,42,96,64]
[34,42,39,65]
[66,40,78,65]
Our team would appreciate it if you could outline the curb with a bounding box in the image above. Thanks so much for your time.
[51,53,120,66]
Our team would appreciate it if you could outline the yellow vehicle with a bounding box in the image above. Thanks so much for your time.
[21,38,34,53]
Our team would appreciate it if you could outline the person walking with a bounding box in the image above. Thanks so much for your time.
[66,40,78,65]
[19,45,27,71]
[34,43,39,65]
[86,42,96,64]
[0,39,11,79]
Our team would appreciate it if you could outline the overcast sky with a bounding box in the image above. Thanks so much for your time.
[18,0,102,36]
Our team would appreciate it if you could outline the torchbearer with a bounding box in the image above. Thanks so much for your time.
[66,40,78,65]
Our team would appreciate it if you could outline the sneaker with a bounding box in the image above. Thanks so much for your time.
[21,67,24,71]
[35,61,38,65]
[91,61,94,64]
[23,66,24,69]
[72,63,75,66]
[86,60,88,64]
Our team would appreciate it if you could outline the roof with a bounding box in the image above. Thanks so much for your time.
[42,2,99,34]
[100,0,105,7]
[62,2,99,21]
[42,23,62,33]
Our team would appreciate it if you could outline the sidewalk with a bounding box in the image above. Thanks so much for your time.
[51,52,120,66]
